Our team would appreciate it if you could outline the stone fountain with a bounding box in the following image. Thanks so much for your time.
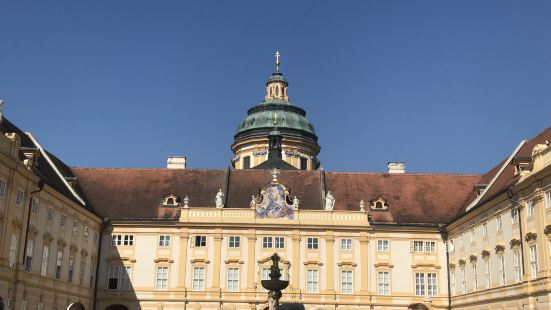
[261,253,289,310]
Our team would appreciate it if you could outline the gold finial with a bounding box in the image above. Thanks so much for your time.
[275,50,280,72]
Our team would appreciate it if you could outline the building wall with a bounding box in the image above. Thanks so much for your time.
[447,143,551,309]
[96,208,446,310]
[0,131,102,310]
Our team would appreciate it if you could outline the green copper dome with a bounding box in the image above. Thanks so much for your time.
[234,98,318,142]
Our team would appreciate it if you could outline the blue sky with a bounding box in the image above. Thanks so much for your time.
[1,1,550,173]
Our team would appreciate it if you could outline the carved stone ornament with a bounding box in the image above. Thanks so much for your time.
[43,232,54,245]
[509,239,521,249]
[544,225,551,236]
[284,150,300,158]
[448,263,456,270]
[359,200,366,211]
[292,196,299,210]
[495,244,505,254]
[481,250,491,258]
[253,180,295,219]
[183,195,190,208]
[525,232,537,243]
[253,149,268,157]
[469,255,477,263]
[57,239,66,248]
[458,259,466,266]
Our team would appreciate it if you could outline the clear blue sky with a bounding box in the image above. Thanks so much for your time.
[1,1,550,173]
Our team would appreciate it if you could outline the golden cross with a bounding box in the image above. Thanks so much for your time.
[275,50,280,72]
[273,113,278,125]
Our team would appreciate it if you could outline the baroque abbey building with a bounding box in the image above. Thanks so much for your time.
[1,55,551,310]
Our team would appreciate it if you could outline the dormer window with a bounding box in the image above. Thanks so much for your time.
[511,156,531,175]
[162,194,180,207]
[370,197,388,211]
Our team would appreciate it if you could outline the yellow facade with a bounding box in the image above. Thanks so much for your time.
[97,208,447,310]
[0,128,101,310]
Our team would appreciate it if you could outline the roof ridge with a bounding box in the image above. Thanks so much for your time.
[71,167,226,172]
[325,171,481,176]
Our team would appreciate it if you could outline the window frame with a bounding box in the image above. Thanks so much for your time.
[377,239,389,251]
[192,267,205,291]
[156,266,169,291]
[159,235,171,247]
[307,237,319,250]
[228,236,240,248]
[306,269,319,293]
[227,267,240,292]
[340,270,353,294]
[377,271,390,295]
[194,236,206,247]
[341,238,352,251]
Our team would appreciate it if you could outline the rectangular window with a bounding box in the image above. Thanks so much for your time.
[24,240,34,272]
[120,266,131,290]
[425,241,436,252]
[90,264,96,287]
[243,156,251,169]
[261,268,270,292]
[340,270,353,294]
[415,273,425,296]
[108,266,119,289]
[107,266,132,290]
[31,198,39,214]
[40,246,49,276]
[527,200,535,216]
[79,260,86,285]
[378,271,390,295]
[300,157,307,170]
[275,236,285,248]
[46,208,54,221]
[60,214,67,228]
[68,256,75,282]
[514,250,522,283]
[412,240,423,252]
[55,250,63,279]
[192,267,204,291]
[72,220,79,236]
[512,208,519,224]
[9,233,19,269]
[451,272,456,295]
[546,191,551,209]
[123,235,134,246]
[482,223,488,237]
[156,266,169,290]
[499,254,506,285]
[306,269,318,293]
[262,236,273,248]
[228,236,240,248]
[472,263,478,291]
[530,244,538,279]
[341,238,352,250]
[112,235,122,246]
[307,237,319,250]
[83,226,89,240]
[159,235,171,247]
[460,267,466,294]
[427,273,437,296]
[484,259,491,289]
[0,179,6,197]
[470,229,475,242]
[227,268,239,292]
[16,189,25,206]
[496,215,502,231]
[378,240,389,251]
[195,236,206,247]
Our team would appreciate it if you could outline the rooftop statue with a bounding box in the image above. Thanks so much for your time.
[215,189,224,208]
[325,191,335,210]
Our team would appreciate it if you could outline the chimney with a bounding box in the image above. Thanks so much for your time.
[387,162,405,174]
[167,156,186,169]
